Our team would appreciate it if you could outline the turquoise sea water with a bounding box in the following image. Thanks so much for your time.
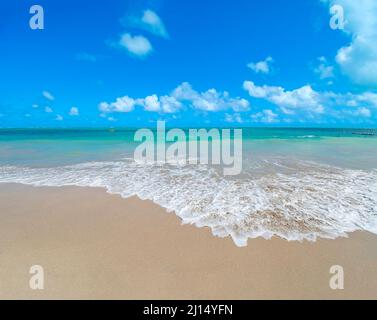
[0,127,376,169]
[0,127,376,246]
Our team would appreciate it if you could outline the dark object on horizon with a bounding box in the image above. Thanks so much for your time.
[352,131,376,136]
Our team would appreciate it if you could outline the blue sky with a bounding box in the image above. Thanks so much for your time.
[1,0,377,128]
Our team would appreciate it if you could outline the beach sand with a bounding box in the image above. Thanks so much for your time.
[0,183,376,300]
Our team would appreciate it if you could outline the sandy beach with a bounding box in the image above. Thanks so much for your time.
[0,183,376,300]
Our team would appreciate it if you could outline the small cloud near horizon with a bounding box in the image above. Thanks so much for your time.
[247,56,274,74]
[69,107,79,116]
[127,9,169,39]
[42,91,54,101]
[118,33,153,57]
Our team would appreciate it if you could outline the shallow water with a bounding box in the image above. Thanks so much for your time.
[1,127,376,246]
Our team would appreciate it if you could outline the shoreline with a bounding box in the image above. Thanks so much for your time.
[0,183,376,299]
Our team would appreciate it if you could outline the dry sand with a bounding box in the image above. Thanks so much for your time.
[0,183,376,299]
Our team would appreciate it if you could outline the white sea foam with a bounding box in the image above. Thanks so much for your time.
[0,159,376,247]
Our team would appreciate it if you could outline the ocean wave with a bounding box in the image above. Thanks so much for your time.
[1,159,377,247]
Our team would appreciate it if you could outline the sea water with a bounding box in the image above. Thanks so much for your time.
[0,127,376,246]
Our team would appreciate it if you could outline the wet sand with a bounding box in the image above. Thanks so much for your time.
[0,183,376,299]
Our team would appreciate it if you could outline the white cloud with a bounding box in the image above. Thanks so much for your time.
[136,94,183,113]
[99,82,249,115]
[330,91,377,109]
[140,94,160,112]
[69,107,79,116]
[119,33,153,57]
[99,96,136,113]
[42,91,54,101]
[314,56,334,79]
[225,113,243,123]
[251,109,279,123]
[338,106,372,119]
[55,115,63,121]
[357,92,377,106]
[354,107,371,117]
[172,82,250,112]
[44,106,53,113]
[159,95,182,113]
[242,81,282,98]
[32,104,39,108]
[171,82,197,100]
[247,56,273,74]
[244,79,377,122]
[130,9,169,38]
[243,81,324,114]
[324,0,377,86]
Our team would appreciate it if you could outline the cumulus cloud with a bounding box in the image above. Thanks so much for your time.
[356,92,377,106]
[136,94,183,113]
[99,96,136,113]
[172,82,250,112]
[324,0,377,86]
[336,106,372,119]
[99,82,249,115]
[331,91,377,111]
[44,106,53,113]
[251,109,279,123]
[159,95,183,113]
[247,56,273,74]
[314,56,334,80]
[138,95,161,112]
[129,9,169,38]
[69,107,79,116]
[243,81,324,114]
[244,79,377,121]
[225,113,243,123]
[55,115,63,121]
[354,107,372,117]
[42,91,54,101]
[119,33,153,57]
